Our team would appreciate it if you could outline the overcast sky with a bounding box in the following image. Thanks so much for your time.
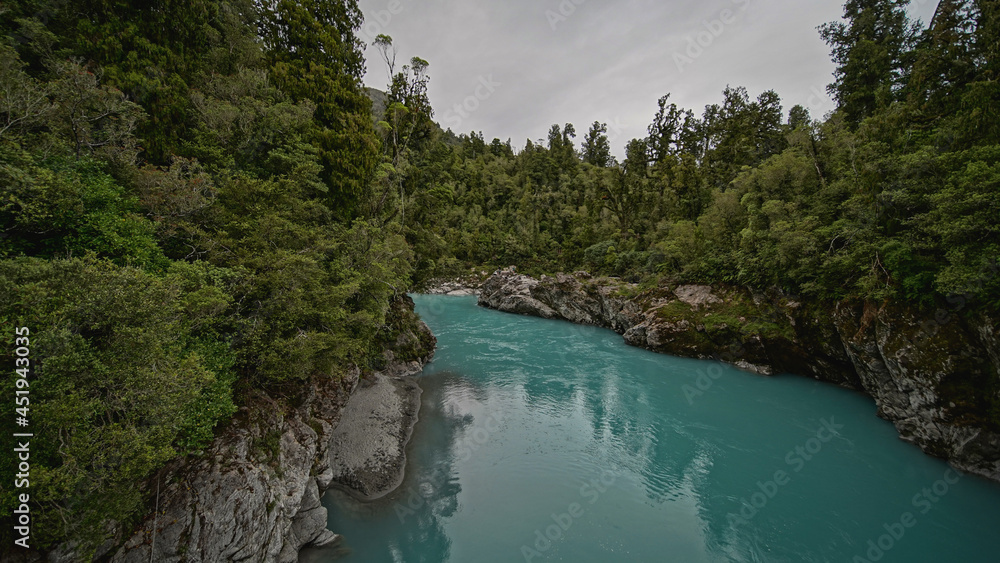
[356,0,939,158]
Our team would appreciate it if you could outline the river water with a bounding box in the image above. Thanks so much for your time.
[302,295,1000,562]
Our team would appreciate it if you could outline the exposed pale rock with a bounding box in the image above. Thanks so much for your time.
[673,285,722,308]
[327,375,422,500]
[110,369,359,563]
[478,267,641,332]
[106,298,437,563]
[419,273,490,296]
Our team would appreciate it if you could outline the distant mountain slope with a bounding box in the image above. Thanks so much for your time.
[366,87,388,122]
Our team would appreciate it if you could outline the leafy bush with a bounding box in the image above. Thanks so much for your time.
[0,258,237,553]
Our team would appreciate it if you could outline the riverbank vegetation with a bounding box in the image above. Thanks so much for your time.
[399,1,999,314]
[1,0,997,556]
[0,0,410,553]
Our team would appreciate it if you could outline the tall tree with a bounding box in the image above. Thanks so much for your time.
[820,0,921,125]
[906,0,978,128]
[602,138,649,237]
[545,123,578,174]
[648,94,691,162]
[582,121,612,167]
[376,35,434,158]
[261,0,379,215]
[960,0,1000,144]
[788,105,812,129]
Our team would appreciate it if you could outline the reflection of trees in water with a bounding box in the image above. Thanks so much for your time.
[386,370,508,561]
[518,339,748,560]
[517,357,714,556]
[380,371,474,562]
[404,372,471,517]
[309,314,762,562]
[439,369,492,414]
[577,363,750,559]
[302,371,487,562]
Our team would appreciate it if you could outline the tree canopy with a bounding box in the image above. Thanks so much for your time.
[1,0,410,554]
[2,0,999,556]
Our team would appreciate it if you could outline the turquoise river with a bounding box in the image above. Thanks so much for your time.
[301,295,1000,562]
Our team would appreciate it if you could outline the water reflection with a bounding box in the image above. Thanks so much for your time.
[308,296,1000,562]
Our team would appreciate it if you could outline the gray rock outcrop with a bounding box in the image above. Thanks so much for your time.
[833,301,1000,480]
[111,369,360,563]
[478,267,641,332]
[419,271,492,296]
[105,297,437,563]
[327,371,423,500]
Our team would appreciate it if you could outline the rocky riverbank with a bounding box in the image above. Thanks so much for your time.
[108,370,360,563]
[479,267,1000,482]
[101,296,436,563]
[327,373,422,500]
[417,271,492,296]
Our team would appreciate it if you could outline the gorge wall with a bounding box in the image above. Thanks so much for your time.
[108,370,360,563]
[89,297,436,563]
[478,268,1000,482]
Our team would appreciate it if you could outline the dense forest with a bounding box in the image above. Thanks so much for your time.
[392,1,999,311]
[0,0,410,554]
[1,0,998,557]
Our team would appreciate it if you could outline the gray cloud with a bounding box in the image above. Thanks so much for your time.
[358,0,939,158]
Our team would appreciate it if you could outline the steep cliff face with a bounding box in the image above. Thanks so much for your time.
[110,370,359,563]
[105,297,436,563]
[833,301,1000,480]
[478,268,1000,482]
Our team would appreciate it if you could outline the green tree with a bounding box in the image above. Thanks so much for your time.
[0,258,237,553]
[956,0,1000,145]
[788,105,812,130]
[820,0,921,126]
[262,0,379,215]
[904,0,978,132]
[582,121,612,167]
[601,138,650,237]
[648,94,692,162]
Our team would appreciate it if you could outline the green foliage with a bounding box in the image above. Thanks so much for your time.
[0,1,415,554]
[396,2,998,318]
[184,173,413,384]
[819,0,921,125]
[582,121,612,167]
[263,0,379,214]
[1,147,165,267]
[2,0,999,555]
[0,257,237,553]
[2,0,247,162]
[920,145,1000,301]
